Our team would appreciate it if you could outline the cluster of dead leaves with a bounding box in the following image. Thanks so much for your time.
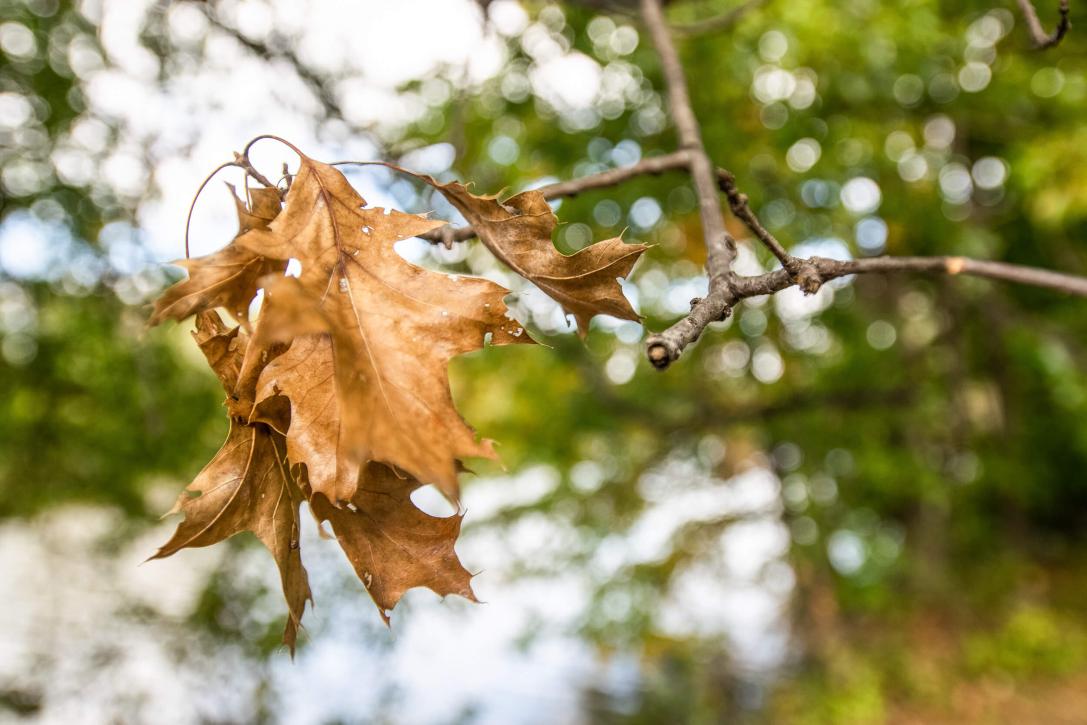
[148,144,646,652]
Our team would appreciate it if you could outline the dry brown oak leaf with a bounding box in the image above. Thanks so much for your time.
[395,167,647,336]
[150,310,311,654]
[306,461,476,624]
[149,184,285,329]
[235,155,533,504]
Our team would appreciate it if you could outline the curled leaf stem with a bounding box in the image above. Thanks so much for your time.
[241,134,305,163]
[184,161,240,259]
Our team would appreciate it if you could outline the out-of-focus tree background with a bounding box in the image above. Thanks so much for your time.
[2,0,1086,722]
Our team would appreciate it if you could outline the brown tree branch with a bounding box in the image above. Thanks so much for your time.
[639,0,735,283]
[1016,0,1071,49]
[727,255,1087,300]
[647,255,1087,367]
[669,0,769,37]
[647,187,1087,366]
[717,169,801,277]
[537,151,692,199]
[646,294,733,368]
[639,0,745,368]
[633,0,1080,368]
[417,150,692,245]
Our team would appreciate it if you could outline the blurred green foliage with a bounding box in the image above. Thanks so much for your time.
[0,286,225,516]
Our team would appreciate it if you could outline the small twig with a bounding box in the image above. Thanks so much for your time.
[416,151,692,243]
[646,294,733,369]
[669,0,769,37]
[1016,0,1071,49]
[821,255,1087,297]
[716,168,800,277]
[536,151,691,199]
[733,256,1087,300]
[233,152,283,198]
[423,225,478,247]
[640,0,735,283]
[648,255,1087,368]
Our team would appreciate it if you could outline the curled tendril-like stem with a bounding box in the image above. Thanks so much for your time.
[184,161,240,259]
[241,134,305,165]
[183,135,310,259]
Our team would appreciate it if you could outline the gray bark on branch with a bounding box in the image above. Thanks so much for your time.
[1016,0,1071,49]
[639,0,736,283]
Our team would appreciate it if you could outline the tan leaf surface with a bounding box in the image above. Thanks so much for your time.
[236,156,533,502]
[250,330,342,498]
[149,185,285,328]
[411,174,647,336]
[236,184,282,230]
[307,462,476,624]
[190,310,245,393]
[151,311,311,653]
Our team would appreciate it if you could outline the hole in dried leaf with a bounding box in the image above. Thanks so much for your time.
[248,289,265,320]
[410,484,457,518]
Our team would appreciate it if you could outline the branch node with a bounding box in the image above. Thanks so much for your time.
[232,150,284,198]
[716,168,735,192]
[716,167,798,274]
[796,264,823,295]
[646,339,674,370]
[438,226,456,250]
